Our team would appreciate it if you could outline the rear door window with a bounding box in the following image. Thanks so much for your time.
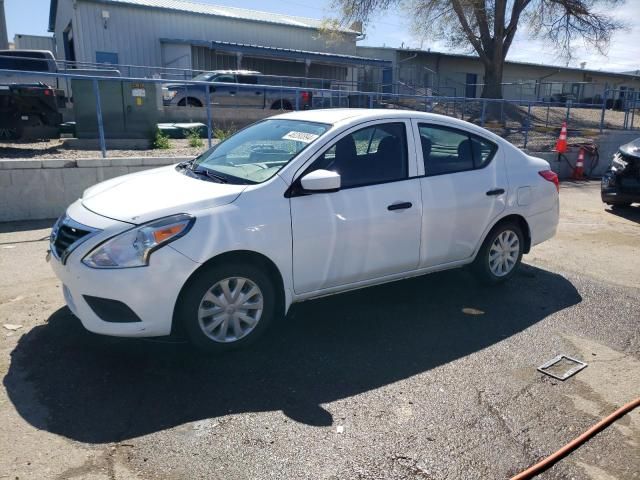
[0,51,50,71]
[418,124,497,176]
[237,75,258,84]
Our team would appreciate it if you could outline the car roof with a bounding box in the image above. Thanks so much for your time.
[204,70,261,75]
[275,109,507,143]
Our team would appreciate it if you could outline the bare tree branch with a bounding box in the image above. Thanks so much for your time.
[331,0,626,98]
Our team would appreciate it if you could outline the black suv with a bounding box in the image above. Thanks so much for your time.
[601,138,640,208]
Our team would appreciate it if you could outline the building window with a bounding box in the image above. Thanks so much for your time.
[96,51,119,65]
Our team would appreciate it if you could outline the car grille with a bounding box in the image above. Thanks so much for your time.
[50,215,99,264]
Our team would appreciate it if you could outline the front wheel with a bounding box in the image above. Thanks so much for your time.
[608,202,632,209]
[472,222,524,284]
[178,263,277,353]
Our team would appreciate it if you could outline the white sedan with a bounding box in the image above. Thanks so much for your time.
[49,109,559,352]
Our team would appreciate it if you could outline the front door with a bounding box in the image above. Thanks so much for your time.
[210,74,238,107]
[412,120,507,268]
[290,120,422,294]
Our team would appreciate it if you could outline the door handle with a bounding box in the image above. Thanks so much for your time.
[387,202,412,211]
[255,91,262,95]
[486,188,505,196]
[229,91,236,95]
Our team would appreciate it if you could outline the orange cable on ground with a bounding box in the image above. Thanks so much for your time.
[511,396,640,480]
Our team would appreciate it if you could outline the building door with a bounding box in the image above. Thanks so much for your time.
[465,73,477,98]
[382,68,393,93]
[63,24,76,63]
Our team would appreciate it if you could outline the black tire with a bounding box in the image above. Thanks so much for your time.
[472,221,524,285]
[609,202,632,209]
[178,97,202,107]
[178,262,278,353]
[271,100,293,110]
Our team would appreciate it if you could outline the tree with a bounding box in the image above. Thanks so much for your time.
[333,0,624,99]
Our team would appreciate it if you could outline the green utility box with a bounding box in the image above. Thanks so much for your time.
[72,80,159,139]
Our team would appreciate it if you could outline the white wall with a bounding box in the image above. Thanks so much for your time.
[0,157,184,222]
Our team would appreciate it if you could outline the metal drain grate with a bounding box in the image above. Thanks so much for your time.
[537,355,588,381]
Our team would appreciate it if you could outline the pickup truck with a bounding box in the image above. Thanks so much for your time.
[0,83,63,140]
[162,70,312,110]
[0,49,120,103]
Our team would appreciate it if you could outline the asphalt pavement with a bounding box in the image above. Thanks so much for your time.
[0,182,638,480]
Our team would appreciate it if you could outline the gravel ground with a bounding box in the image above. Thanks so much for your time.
[0,138,210,160]
[0,181,638,479]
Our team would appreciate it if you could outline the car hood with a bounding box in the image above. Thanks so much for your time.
[81,165,246,224]
[619,138,640,160]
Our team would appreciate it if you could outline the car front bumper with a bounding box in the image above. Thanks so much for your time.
[601,172,640,204]
[49,206,200,338]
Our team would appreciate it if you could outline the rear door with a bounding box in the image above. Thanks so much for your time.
[412,120,507,268]
[236,74,264,108]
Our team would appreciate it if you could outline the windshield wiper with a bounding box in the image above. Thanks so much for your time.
[192,167,228,183]
[176,158,195,170]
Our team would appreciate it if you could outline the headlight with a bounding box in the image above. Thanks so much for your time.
[611,153,627,172]
[82,214,194,269]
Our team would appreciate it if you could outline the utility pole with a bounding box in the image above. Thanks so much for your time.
[0,0,8,50]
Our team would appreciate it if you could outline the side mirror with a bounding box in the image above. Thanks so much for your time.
[300,169,341,193]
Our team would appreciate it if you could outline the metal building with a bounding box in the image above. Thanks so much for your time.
[13,34,56,53]
[48,0,389,84]
[357,46,640,102]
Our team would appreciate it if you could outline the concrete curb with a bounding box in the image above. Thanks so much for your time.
[0,157,191,222]
[0,157,190,170]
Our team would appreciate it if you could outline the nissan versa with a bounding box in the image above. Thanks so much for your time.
[48,109,559,352]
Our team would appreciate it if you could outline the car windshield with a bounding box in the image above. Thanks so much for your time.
[192,72,215,81]
[192,72,236,83]
[192,119,330,184]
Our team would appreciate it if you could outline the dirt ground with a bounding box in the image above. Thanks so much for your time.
[0,181,638,480]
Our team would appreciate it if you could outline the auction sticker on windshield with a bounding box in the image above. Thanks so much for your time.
[282,131,320,143]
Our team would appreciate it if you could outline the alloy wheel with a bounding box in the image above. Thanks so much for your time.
[197,277,264,343]
[488,230,520,277]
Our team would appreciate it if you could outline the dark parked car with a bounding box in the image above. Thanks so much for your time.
[601,137,640,208]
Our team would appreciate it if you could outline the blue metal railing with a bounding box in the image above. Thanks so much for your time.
[1,68,637,157]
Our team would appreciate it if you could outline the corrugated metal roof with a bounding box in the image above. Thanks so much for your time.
[162,38,391,66]
[84,0,358,33]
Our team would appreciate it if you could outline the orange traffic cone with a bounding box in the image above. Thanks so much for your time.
[573,148,585,180]
[555,122,568,153]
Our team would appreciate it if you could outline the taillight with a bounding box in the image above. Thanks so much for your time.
[539,170,559,192]
[44,89,52,96]
[301,91,310,103]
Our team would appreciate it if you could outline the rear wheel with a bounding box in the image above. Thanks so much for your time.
[178,262,277,353]
[178,97,202,107]
[472,222,524,284]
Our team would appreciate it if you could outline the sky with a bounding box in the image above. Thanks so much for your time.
[5,0,640,73]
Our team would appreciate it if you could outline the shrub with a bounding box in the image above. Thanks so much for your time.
[213,124,237,141]
[152,129,171,150]
[187,128,204,148]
